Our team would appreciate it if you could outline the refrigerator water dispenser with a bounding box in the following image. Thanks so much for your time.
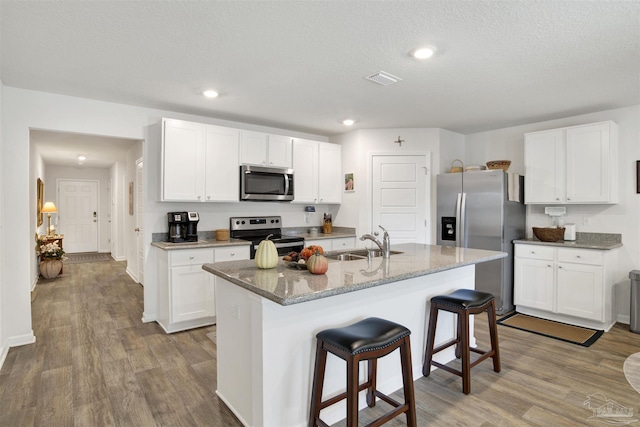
[441,217,456,241]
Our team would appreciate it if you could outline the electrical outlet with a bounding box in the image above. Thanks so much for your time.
[583,215,591,226]
[230,304,239,320]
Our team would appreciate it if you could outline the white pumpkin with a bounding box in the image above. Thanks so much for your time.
[255,234,278,269]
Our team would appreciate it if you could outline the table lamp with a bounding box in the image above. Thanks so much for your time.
[41,201,57,237]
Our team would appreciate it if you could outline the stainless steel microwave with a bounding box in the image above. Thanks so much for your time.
[240,165,294,201]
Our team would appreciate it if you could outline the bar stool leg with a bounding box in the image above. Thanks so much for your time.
[454,311,462,359]
[487,300,501,373]
[400,337,417,427]
[346,356,360,427]
[309,341,326,427]
[422,301,438,377]
[460,309,471,395]
[366,358,377,407]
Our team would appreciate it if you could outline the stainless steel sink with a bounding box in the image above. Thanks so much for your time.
[331,253,367,261]
[327,249,403,261]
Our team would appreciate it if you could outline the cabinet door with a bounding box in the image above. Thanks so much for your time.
[318,143,342,204]
[566,123,611,203]
[514,258,554,311]
[557,262,604,321]
[524,130,564,204]
[267,135,292,168]
[240,131,268,166]
[171,265,215,322]
[292,139,319,203]
[162,119,206,201]
[205,125,240,202]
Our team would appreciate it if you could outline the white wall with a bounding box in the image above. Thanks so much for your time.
[0,86,330,352]
[331,128,445,244]
[45,165,111,252]
[0,81,4,366]
[465,105,640,320]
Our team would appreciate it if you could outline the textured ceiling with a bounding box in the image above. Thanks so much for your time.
[2,1,639,139]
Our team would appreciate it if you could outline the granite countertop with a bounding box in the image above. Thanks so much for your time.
[202,243,506,306]
[513,232,622,250]
[151,238,251,251]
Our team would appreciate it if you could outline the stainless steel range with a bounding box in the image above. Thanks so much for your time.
[230,216,304,259]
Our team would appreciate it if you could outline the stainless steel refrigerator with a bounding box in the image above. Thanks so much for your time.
[437,170,525,314]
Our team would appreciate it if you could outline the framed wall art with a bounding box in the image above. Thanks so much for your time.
[37,178,44,226]
[344,173,355,192]
[129,182,134,215]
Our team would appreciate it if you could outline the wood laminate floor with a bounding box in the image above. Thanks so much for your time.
[1,259,638,426]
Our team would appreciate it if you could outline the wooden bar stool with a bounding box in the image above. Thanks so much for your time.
[309,317,417,427]
[422,289,500,394]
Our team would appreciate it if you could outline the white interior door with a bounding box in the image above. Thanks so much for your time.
[58,179,99,253]
[372,155,429,244]
[136,159,144,285]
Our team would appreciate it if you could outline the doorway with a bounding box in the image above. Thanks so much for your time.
[58,179,99,253]
[371,154,431,244]
[135,158,144,284]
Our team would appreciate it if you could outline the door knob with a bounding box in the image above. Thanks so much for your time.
[134,227,140,232]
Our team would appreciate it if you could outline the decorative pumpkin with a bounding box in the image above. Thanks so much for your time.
[255,234,278,269]
[307,251,329,275]
[300,245,324,261]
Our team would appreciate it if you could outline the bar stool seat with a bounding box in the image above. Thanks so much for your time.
[422,289,501,394]
[309,317,417,427]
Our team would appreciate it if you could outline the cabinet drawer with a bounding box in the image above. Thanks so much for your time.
[557,248,603,265]
[170,249,214,266]
[215,246,250,262]
[515,245,555,261]
[331,237,356,251]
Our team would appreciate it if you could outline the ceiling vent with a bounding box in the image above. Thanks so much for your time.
[364,71,402,86]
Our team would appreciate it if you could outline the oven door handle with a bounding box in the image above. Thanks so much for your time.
[254,242,303,249]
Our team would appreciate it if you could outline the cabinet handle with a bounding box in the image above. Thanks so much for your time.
[231,253,235,256]
[189,256,194,260]
[558,266,562,269]
[576,255,581,258]
[556,198,560,201]
[207,195,211,200]
[530,251,535,254]
[197,195,201,200]
[567,197,571,201]
[547,264,552,267]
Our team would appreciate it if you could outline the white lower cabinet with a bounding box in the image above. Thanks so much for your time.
[304,237,356,251]
[157,245,250,333]
[514,244,616,330]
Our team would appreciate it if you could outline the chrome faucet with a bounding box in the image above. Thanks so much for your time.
[360,225,391,259]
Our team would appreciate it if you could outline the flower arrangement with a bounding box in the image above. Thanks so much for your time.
[39,240,66,260]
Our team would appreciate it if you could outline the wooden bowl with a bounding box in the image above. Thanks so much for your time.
[215,229,229,241]
[532,227,565,242]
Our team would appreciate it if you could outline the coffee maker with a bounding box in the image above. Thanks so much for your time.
[186,212,199,242]
[167,212,188,243]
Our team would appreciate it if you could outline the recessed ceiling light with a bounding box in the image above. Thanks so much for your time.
[411,45,437,59]
[77,155,87,161]
[342,119,355,126]
[203,90,219,98]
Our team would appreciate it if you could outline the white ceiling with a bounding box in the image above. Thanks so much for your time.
[2,1,639,143]
[30,130,138,168]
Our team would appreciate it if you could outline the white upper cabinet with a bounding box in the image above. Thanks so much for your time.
[204,125,241,202]
[292,140,341,204]
[161,118,240,202]
[318,142,342,204]
[162,119,206,201]
[240,131,292,168]
[292,139,319,203]
[525,121,618,204]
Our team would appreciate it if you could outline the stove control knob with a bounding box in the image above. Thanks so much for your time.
[235,221,240,225]
[242,220,246,224]
[271,219,275,223]
[275,219,279,223]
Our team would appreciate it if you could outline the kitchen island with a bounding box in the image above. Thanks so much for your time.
[203,243,506,427]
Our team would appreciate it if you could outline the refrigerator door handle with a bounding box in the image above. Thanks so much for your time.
[455,193,462,247]
[459,192,467,247]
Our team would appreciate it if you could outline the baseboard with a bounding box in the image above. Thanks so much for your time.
[31,276,38,292]
[7,331,36,347]
[126,268,139,283]
[142,311,157,323]
[111,254,126,262]
[617,314,630,325]
[0,341,9,372]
